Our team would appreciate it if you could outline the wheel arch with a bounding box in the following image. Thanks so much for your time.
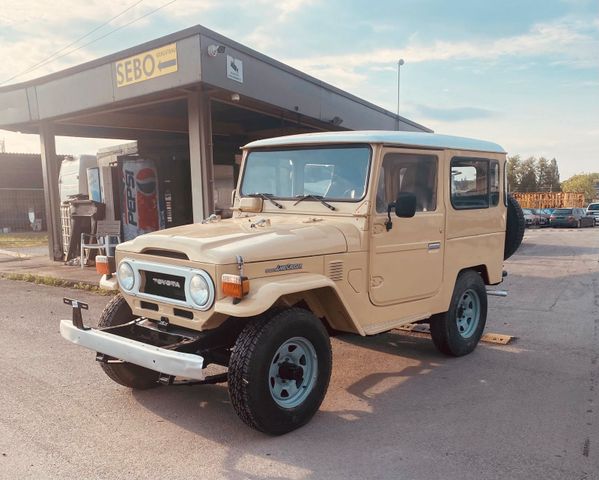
[465,264,490,285]
[213,274,364,335]
[273,287,363,335]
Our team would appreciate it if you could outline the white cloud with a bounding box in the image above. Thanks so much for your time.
[0,36,96,85]
[0,0,220,84]
[284,17,599,76]
[258,0,317,21]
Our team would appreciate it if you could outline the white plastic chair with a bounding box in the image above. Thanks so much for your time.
[80,220,121,268]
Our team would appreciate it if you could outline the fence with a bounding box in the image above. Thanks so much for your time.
[512,192,586,209]
[0,188,46,232]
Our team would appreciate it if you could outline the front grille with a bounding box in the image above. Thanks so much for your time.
[142,271,186,301]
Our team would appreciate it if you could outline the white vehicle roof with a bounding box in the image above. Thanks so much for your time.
[244,131,505,154]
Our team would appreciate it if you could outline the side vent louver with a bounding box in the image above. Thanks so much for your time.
[328,261,344,281]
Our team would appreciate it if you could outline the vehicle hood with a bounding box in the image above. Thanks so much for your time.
[117,216,350,264]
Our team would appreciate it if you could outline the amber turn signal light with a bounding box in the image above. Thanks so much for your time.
[222,274,250,299]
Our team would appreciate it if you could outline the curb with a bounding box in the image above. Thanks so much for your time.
[0,272,115,295]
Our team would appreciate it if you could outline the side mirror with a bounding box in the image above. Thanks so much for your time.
[394,192,417,218]
[385,192,416,231]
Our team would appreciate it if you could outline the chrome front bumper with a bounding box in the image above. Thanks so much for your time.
[60,297,205,380]
[60,320,205,380]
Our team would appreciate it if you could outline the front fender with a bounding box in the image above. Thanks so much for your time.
[214,273,336,317]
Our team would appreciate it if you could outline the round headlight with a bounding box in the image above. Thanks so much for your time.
[189,273,211,307]
[117,262,135,291]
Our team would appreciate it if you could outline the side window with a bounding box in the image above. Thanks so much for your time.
[376,153,438,213]
[451,158,489,209]
[490,160,499,206]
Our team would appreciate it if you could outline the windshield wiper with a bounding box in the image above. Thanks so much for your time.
[293,194,336,211]
[248,193,284,209]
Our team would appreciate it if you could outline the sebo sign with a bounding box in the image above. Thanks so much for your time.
[115,43,178,88]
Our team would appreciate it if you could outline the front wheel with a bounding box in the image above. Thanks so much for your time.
[228,308,332,435]
[429,270,488,357]
[97,294,160,389]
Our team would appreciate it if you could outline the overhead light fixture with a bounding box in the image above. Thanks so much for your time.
[330,116,343,126]
[231,93,240,102]
[207,44,226,57]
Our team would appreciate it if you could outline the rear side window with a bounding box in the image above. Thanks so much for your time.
[451,157,492,209]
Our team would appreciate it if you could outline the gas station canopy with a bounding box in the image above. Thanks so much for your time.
[0,24,429,137]
[0,24,431,260]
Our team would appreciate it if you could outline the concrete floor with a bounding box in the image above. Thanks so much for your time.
[0,227,597,479]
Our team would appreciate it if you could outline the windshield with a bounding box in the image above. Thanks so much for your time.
[554,208,572,214]
[241,145,371,201]
[588,204,599,211]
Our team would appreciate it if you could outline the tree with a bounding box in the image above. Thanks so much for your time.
[504,154,562,193]
[537,157,549,190]
[518,157,538,192]
[546,158,561,192]
[506,155,521,192]
[561,173,599,203]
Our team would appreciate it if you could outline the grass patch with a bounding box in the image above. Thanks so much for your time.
[0,232,48,249]
[2,272,115,296]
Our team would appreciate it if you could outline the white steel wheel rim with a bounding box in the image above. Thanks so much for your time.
[268,336,318,409]
[456,289,481,339]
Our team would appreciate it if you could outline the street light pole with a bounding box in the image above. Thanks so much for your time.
[397,58,405,120]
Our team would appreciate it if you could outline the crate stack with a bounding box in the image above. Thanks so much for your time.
[513,192,586,209]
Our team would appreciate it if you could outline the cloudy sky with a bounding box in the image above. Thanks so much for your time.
[1,0,597,179]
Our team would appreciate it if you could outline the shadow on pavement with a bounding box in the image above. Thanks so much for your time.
[130,332,492,479]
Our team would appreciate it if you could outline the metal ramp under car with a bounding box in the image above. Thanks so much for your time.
[396,323,514,345]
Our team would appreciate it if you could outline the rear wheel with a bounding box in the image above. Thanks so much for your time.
[430,270,487,357]
[97,294,160,389]
[228,308,332,435]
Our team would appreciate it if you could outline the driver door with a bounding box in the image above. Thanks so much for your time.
[369,149,445,306]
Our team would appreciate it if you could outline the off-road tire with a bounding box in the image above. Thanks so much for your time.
[228,308,332,435]
[429,270,488,357]
[504,194,525,260]
[97,294,160,389]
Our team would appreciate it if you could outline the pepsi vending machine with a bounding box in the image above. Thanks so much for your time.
[120,158,165,241]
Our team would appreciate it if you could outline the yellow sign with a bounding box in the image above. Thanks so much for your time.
[115,43,178,88]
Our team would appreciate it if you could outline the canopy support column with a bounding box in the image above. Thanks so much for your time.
[187,91,214,222]
[40,122,63,261]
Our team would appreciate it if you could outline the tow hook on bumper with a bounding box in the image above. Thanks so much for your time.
[60,297,205,380]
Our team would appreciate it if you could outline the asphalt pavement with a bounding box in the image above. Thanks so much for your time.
[0,227,598,480]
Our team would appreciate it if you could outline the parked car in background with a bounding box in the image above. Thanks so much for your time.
[549,208,595,228]
[586,203,599,225]
[522,208,540,227]
[531,208,550,227]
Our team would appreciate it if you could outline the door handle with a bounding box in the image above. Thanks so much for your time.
[428,242,441,251]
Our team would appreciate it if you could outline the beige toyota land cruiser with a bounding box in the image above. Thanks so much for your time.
[61,131,524,435]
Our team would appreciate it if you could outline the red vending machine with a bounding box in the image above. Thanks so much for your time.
[120,158,165,241]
